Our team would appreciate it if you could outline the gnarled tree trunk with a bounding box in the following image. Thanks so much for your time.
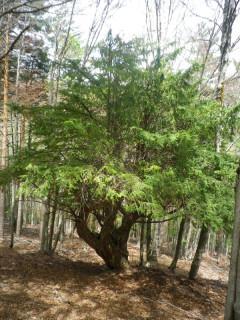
[76,212,138,270]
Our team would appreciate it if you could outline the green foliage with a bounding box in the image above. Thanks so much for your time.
[1,35,237,234]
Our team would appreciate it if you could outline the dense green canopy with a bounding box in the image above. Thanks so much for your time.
[1,34,237,267]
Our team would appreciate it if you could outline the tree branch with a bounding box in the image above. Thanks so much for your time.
[136,212,185,224]
[0,25,30,61]
[0,0,72,18]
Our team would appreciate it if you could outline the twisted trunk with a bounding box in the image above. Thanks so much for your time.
[76,212,138,270]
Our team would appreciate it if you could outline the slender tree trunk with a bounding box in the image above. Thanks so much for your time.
[48,210,56,252]
[16,47,26,233]
[215,0,238,152]
[189,225,209,280]
[145,218,158,263]
[182,217,191,258]
[224,165,240,320]
[146,217,152,262]
[216,230,225,263]
[69,220,76,239]
[16,194,23,237]
[217,0,236,90]
[0,193,4,240]
[0,21,10,241]
[9,183,17,248]
[16,112,26,235]
[209,232,216,256]
[235,256,240,320]
[48,190,58,252]
[224,235,229,257]
[169,216,187,271]
[140,220,145,266]
[188,227,201,259]
[40,202,50,253]
[59,216,65,247]
[151,223,158,262]
[156,222,161,255]
[52,217,64,252]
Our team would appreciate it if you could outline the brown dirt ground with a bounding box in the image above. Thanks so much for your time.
[0,228,228,320]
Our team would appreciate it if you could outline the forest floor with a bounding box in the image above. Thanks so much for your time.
[0,228,228,320]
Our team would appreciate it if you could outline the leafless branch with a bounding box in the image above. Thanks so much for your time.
[136,212,185,224]
[0,25,30,61]
[0,0,72,19]
[82,0,122,67]
[180,0,222,29]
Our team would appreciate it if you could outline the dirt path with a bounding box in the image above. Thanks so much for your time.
[0,233,227,320]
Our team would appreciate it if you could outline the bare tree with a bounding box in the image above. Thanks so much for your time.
[217,0,240,89]
[48,0,77,104]
[82,0,123,67]
[0,13,10,240]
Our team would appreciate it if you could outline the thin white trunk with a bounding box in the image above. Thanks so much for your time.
[0,17,10,241]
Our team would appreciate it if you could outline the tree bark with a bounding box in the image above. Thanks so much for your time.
[48,210,56,252]
[48,190,58,252]
[16,194,23,236]
[140,220,145,266]
[0,18,10,241]
[9,183,18,248]
[156,222,161,256]
[189,225,209,280]
[0,193,4,240]
[150,223,158,262]
[40,203,50,253]
[217,0,237,89]
[52,216,64,252]
[76,212,137,270]
[182,217,192,258]
[169,216,187,271]
[224,164,240,320]
[146,217,152,262]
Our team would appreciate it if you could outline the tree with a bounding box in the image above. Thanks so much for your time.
[0,34,236,271]
[224,164,240,320]
[0,14,10,240]
[0,1,66,242]
[189,224,209,280]
[169,215,188,271]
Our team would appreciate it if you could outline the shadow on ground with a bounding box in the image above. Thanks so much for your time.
[0,235,227,320]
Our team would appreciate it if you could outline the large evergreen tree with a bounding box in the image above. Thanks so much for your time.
[0,35,236,269]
